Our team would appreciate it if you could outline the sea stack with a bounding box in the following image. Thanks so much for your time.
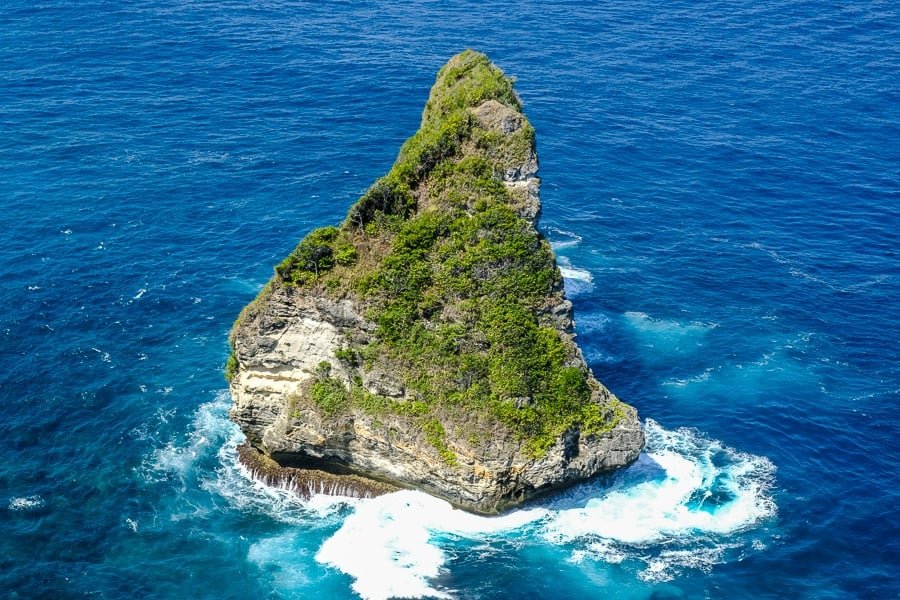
[227,50,644,514]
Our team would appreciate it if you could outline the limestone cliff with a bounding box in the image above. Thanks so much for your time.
[228,50,644,514]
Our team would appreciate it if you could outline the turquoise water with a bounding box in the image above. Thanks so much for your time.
[2,1,898,598]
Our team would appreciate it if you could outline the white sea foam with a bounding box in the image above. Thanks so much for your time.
[144,393,230,481]
[141,390,353,524]
[90,347,112,363]
[559,266,594,283]
[662,369,713,388]
[313,421,776,595]
[183,400,518,599]
[317,492,453,600]
[575,312,611,333]
[208,428,358,524]
[316,490,546,600]
[8,495,45,511]
[248,533,314,590]
[638,543,738,582]
[558,255,595,296]
[662,333,818,401]
[188,150,229,165]
[548,227,582,250]
[124,517,138,532]
[544,419,776,580]
[545,449,768,544]
[312,419,775,595]
[572,540,626,565]
[159,392,358,527]
[623,311,717,336]
[558,256,594,283]
[175,391,777,596]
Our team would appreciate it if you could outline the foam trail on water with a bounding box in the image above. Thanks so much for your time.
[558,256,593,283]
[559,265,594,283]
[550,227,593,295]
[143,392,233,481]
[623,311,717,336]
[547,227,582,250]
[622,311,717,358]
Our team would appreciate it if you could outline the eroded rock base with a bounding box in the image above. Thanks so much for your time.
[237,442,399,500]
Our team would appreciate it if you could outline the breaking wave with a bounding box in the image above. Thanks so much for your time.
[558,255,595,296]
[156,396,776,598]
[544,419,777,581]
[310,420,776,597]
[316,490,546,600]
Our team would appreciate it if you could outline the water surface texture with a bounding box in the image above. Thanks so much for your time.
[2,1,898,598]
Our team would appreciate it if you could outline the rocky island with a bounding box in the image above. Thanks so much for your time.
[227,50,644,514]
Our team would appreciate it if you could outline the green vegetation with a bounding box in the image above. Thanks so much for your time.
[423,51,522,128]
[231,50,624,460]
[424,419,458,466]
[306,369,432,420]
[276,226,361,286]
[343,50,519,235]
[310,376,350,416]
[224,350,239,383]
[472,122,536,168]
[333,347,359,367]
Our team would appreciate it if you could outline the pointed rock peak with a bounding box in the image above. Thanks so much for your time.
[227,52,643,514]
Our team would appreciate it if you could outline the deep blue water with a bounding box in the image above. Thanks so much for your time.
[2,1,898,598]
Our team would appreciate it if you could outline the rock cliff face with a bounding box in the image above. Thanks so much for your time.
[228,50,644,514]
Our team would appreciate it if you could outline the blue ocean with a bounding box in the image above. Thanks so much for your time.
[2,1,898,598]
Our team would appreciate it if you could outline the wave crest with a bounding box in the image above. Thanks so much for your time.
[545,419,777,581]
[179,396,777,596]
